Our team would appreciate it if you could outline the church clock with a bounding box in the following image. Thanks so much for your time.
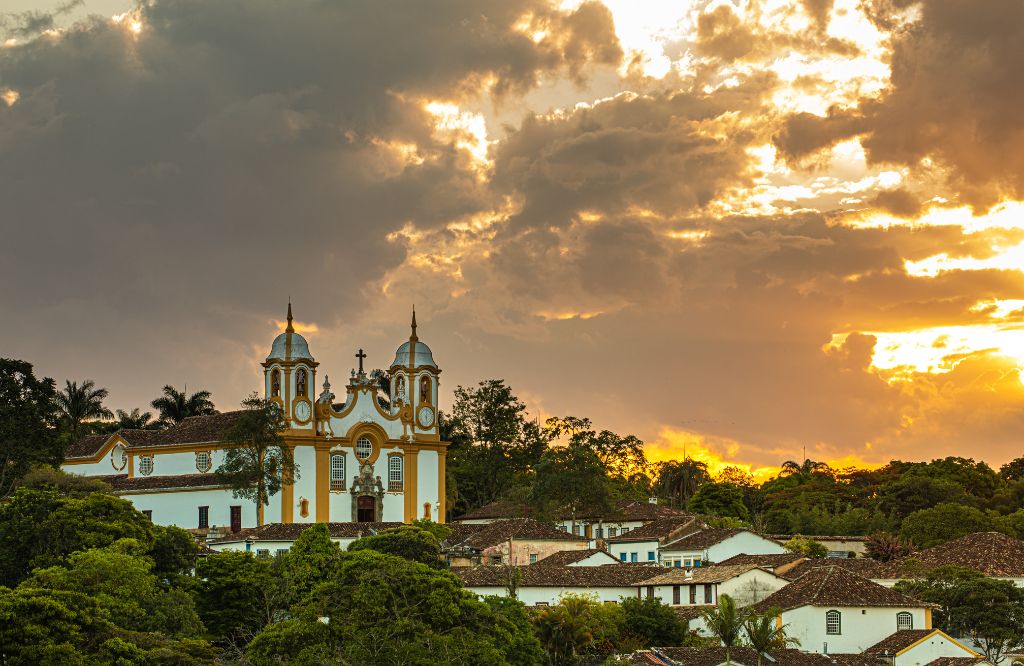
[417,405,435,428]
[294,401,311,423]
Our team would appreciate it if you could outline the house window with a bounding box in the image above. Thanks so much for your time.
[673,585,681,605]
[388,456,403,492]
[595,526,604,539]
[694,559,703,568]
[142,510,152,520]
[138,455,154,476]
[110,445,127,471]
[529,553,538,564]
[198,506,209,529]
[276,549,288,557]
[630,552,638,563]
[196,451,211,473]
[608,527,617,538]
[648,551,656,561]
[826,610,841,635]
[897,612,913,631]
[646,586,654,599]
[355,436,372,461]
[535,602,549,607]
[558,525,568,532]
[689,585,696,604]
[704,585,712,604]
[619,552,627,562]
[256,549,270,559]
[330,454,346,491]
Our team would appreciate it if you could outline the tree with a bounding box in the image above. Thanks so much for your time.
[544,416,648,483]
[214,394,295,526]
[620,596,685,648]
[743,608,797,663]
[54,379,113,442]
[896,566,1024,662]
[348,525,444,568]
[999,457,1024,481]
[445,380,548,512]
[779,458,831,477]
[700,594,744,659]
[783,535,828,559]
[900,502,994,548]
[531,594,622,665]
[194,551,276,644]
[115,407,156,430]
[282,523,343,603]
[150,524,199,580]
[151,384,217,426]
[656,458,712,508]
[532,444,614,529]
[0,359,59,499]
[689,482,749,520]
[15,465,111,497]
[865,532,913,562]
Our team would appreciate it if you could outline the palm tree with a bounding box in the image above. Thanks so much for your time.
[151,385,217,426]
[865,532,913,562]
[114,408,155,430]
[743,608,798,665]
[656,458,711,508]
[54,379,113,442]
[700,594,744,663]
[779,458,831,477]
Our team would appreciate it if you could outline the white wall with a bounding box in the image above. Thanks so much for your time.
[382,492,404,522]
[783,606,928,655]
[466,585,638,606]
[417,449,440,521]
[611,540,660,563]
[125,487,279,530]
[210,534,370,554]
[706,532,787,562]
[292,445,317,523]
[137,449,227,476]
[895,632,979,666]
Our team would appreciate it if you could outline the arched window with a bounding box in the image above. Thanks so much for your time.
[825,610,841,635]
[296,369,307,397]
[388,455,404,492]
[271,369,281,397]
[419,376,431,403]
[138,455,154,476]
[330,454,346,491]
[111,444,127,471]
[896,612,913,631]
[355,436,372,462]
[196,451,211,473]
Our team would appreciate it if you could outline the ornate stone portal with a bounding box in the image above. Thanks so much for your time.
[350,461,384,522]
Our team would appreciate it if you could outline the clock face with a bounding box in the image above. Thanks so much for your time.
[295,401,311,422]
[417,406,435,427]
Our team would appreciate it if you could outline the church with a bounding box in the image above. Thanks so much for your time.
[62,306,447,533]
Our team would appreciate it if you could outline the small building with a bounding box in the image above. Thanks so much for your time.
[442,518,589,566]
[633,563,789,608]
[532,549,622,567]
[659,528,788,567]
[554,499,692,541]
[862,629,985,665]
[605,516,703,564]
[750,566,935,655]
[716,552,809,578]
[208,521,402,556]
[452,500,532,525]
[454,563,661,606]
[873,532,1024,588]
[771,534,869,558]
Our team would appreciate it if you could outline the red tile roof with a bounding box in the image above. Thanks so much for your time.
[606,516,702,544]
[533,549,617,566]
[64,412,244,459]
[864,629,934,654]
[876,532,1024,579]
[653,648,875,665]
[100,473,224,492]
[209,521,403,544]
[661,527,745,551]
[444,518,587,552]
[454,563,661,588]
[636,563,770,586]
[780,556,882,580]
[454,500,532,521]
[753,566,930,612]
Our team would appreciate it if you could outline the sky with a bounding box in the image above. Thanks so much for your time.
[2,0,1023,477]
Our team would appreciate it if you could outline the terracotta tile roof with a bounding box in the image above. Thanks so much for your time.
[65,412,244,459]
[453,500,533,521]
[717,553,807,569]
[864,629,934,654]
[769,534,869,543]
[102,473,224,492]
[636,563,768,586]
[606,516,702,544]
[209,521,403,544]
[454,563,661,588]
[443,518,587,552]
[781,556,883,580]
[556,500,690,522]
[753,566,930,612]
[533,549,616,566]
[925,659,990,666]
[661,527,745,551]
[653,648,875,666]
[876,532,1024,579]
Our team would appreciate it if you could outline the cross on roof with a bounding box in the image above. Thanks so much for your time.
[356,348,367,374]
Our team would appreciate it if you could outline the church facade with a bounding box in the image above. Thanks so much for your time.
[61,307,447,532]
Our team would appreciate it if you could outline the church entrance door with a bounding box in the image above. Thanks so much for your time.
[356,496,375,523]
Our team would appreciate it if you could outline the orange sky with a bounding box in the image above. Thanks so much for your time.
[2,0,1023,470]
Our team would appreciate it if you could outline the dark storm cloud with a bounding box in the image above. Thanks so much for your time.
[775,0,1024,207]
[0,0,619,402]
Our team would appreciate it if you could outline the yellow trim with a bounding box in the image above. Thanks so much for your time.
[775,615,782,630]
[63,433,130,465]
[128,452,135,478]
[281,444,294,523]
[403,446,419,523]
[896,628,979,657]
[345,422,389,464]
[315,444,330,522]
[115,485,230,496]
[437,449,447,523]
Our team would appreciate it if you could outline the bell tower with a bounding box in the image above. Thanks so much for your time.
[262,302,318,430]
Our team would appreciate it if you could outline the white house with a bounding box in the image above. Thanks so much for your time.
[633,563,789,608]
[533,549,622,567]
[659,528,787,567]
[208,521,403,556]
[454,563,661,606]
[749,566,935,655]
[605,516,703,564]
[442,519,590,567]
[862,629,986,665]
[553,499,691,542]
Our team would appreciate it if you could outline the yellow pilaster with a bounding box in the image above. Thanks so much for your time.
[404,446,419,523]
[315,444,330,522]
[924,608,932,629]
[776,615,782,630]
[437,449,447,524]
[128,454,134,478]
[281,443,295,523]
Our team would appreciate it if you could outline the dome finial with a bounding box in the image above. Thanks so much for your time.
[286,299,294,333]
[410,305,418,340]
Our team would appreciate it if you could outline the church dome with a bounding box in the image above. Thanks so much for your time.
[267,331,313,362]
[391,340,436,369]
